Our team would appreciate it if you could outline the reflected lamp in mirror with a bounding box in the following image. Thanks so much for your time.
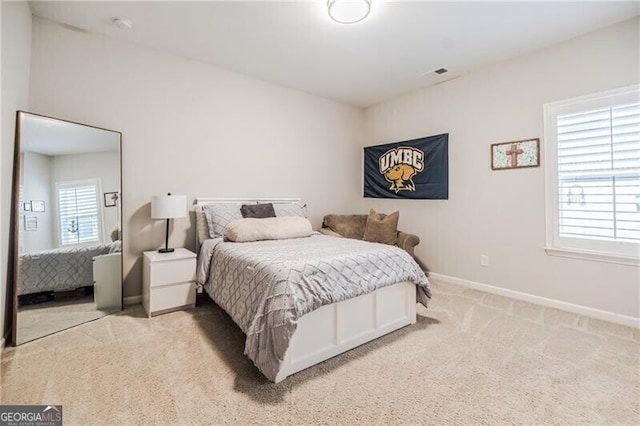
[151,193,186,253]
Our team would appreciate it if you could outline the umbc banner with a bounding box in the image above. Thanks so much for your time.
[364,133,448,199]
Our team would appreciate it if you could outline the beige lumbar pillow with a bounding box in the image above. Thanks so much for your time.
[363,208,399,246]
[226,217,313,242]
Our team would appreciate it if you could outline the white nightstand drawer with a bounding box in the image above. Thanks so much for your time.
[149,258,196,287]
[150,282,196,313]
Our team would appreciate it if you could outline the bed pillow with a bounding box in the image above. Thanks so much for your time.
[241,203,276,219]
[109,240,122,254]
[273,202,307,218]
[363,208,399,246]
[195,206,210,243]
[203,203,245,238]
[226,217,313,242]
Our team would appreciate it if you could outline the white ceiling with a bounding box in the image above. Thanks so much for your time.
[29,1,639,108]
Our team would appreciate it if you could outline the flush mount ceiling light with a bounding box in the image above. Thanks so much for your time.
[113,17,133,30]
[327,0,372,24]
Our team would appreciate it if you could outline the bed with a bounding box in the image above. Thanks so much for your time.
[18,240,121,296]
[195,198,430,383]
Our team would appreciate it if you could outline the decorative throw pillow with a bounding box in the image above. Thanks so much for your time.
[203,203,245,238]
[273,202,307,218]
[241,203,276,219]
[109,240,122,254]
[323,214,368,240]
[363,208,399,246]
[195,206,210,243]
[110,226,121,242]
[225,217,313,242]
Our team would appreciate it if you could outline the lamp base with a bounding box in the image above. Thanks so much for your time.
[158,248,175,253]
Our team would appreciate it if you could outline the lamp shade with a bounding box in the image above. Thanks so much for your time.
[151,194,186,219]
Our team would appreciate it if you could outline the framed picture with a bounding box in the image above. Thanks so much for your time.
[31,200,45,212]
[491,138,540,170]
[23,202,31,211]
[104,192,119,208]
[24,215,38,231]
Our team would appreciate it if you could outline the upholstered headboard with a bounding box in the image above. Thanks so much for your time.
[194,197,304,254]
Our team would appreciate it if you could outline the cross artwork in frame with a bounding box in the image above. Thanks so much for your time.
[104,192,119,208]
[491,138,540,170]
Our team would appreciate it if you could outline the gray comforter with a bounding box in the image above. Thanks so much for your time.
[198,234,430,382]
[19,241,121,295]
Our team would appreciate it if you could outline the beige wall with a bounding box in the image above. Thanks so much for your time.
[1,1,32,343]
[364,18,640,320]
[28,17,364,299]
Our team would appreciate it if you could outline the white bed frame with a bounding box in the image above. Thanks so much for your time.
[194,198,417,383]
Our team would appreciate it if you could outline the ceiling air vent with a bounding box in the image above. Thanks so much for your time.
[422,67,449,78]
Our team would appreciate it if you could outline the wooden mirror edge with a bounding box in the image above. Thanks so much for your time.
[10,111,23,346]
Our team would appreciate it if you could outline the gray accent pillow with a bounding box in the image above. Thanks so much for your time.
[241,203,276,219]
[273,202,307,218]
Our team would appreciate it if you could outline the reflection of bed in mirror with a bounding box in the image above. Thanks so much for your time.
[12,111,123,346]
[19,241,121,296]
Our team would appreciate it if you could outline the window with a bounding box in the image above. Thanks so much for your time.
[545,86,640,265]
[56,179,102,246]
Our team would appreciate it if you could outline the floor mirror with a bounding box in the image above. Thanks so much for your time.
[11,111,123,345]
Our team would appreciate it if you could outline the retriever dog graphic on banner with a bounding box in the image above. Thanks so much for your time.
[364,134,448,199]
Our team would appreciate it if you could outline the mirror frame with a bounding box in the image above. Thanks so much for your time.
[11,111,123,346]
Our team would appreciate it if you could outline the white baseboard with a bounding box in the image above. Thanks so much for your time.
[123,295,141,306]
[430,272,640,329]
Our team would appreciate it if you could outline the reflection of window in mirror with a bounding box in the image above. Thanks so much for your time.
[55,178,103,246]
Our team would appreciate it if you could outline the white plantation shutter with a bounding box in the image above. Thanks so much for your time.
[545,86,640,263]
[57,180,102,246]
[557,103,640,242]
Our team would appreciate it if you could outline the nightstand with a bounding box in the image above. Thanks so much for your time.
[142,248,196,318]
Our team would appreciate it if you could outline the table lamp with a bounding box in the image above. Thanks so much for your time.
[151,193,186,253]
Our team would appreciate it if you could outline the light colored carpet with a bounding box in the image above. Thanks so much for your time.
[1,280,638,425]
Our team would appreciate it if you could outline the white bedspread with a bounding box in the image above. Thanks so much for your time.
[199,234,430,381]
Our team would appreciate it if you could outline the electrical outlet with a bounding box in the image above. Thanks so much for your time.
[480,255,490,267]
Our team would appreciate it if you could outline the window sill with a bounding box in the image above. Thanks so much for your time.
[544,247,639,266]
